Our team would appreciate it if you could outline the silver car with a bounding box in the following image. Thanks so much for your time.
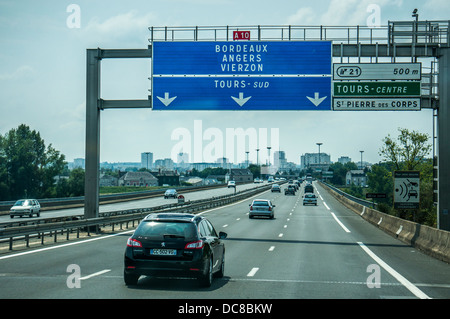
[10,199,41,218]
[303,194,318,206]
[249,199,275,219]
[164,189,178,199]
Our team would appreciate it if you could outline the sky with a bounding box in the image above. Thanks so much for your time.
[0,0,448,167]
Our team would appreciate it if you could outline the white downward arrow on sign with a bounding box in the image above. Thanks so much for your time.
[157,92,177,106]
[306,92,327,107]
[231,92,252,107]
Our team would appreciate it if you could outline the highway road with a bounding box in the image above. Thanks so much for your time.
[0,181,449,302]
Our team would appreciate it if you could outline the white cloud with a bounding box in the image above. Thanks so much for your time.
[286,7,316,25]
[0,65,35,81]
[80,10,157,46]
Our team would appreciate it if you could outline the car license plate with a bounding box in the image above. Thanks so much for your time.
[150,249,177,256]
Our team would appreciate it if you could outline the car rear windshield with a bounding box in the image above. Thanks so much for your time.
[134,221,198,241]
[252,201,269,206]
[305,194,315,198]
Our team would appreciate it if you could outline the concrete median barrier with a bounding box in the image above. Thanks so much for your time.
[320,182,450,264]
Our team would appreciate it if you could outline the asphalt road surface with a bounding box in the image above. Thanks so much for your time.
[1,181,449,301]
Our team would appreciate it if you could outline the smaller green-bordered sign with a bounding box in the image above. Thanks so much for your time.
[333,81,420,97]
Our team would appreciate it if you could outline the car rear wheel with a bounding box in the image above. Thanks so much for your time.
[215,254,225,278]
[200,257,213,287]
[124,271,140,286]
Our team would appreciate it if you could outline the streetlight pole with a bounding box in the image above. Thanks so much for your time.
[256,148,260,166]
[316,143,322,173]
[267,146,271,166]
[360,150,364,170]
[245,151,249,167]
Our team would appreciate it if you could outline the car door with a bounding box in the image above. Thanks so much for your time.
[200,219,223,272]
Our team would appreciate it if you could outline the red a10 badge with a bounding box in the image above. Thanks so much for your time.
[233,31,250,41]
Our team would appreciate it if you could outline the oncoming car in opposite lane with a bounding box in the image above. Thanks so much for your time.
[9,199,41,218]
[124,213,227,287]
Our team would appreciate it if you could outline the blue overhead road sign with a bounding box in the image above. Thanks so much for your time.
[151,41,332,110]
[153,76,331,110]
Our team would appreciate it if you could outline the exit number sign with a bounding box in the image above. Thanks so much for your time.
[233,31,250,41]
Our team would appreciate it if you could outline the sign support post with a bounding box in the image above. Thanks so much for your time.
[438,48,450,230]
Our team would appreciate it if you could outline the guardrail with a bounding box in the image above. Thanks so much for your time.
[321,182,377,209]
[0,183,276,251]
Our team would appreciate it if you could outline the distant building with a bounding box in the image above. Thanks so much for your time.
[227,169,253,183]
[273,151,286,169]
[346,170,367,186]
[153,170,180,186]
[141,152,153,169]
[100,174,118,187]
[338,156,352,164]
[154,158,174,170]
[300,153,331,171]
[118,171,158,187]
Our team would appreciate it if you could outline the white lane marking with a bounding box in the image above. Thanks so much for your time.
[357,242,431,299]
[331,212,351,233]
[236,218,241,221]
[319,195,324,201]
[268,246,275,252]
[223,224,228,228]
[80,269,111,281]
[278,233,283,238]
[247,267,259,277]
[323,202,330,210]
[0,230,135,260]
[284,225,288,228]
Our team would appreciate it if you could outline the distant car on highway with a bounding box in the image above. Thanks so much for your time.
[10,199,41,218]
[303,194,318,206]
[285,185,296,195]
[304,184,314,193]
[271,184,281,192]
[124,213,227,287]
[249,199,275,219]
[227,181,236,188]
[164,189,178,199]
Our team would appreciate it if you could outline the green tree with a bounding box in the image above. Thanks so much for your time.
[0,124,66,200]
[67,168,85,197]
[377,128,435,226]
[328,161,358,186]
[379,128,432,170]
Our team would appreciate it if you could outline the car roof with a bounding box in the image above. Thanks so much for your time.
[143,212,201,223]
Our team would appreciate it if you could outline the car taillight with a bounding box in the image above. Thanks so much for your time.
[268,206,272,211]
[250,206,253,211]
[127,238,142,248]
[185,240,204,249]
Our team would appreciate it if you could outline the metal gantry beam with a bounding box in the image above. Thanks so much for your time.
[84,48,151,220]
[437,48,450,230]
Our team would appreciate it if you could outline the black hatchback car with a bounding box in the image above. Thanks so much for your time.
[124,213,227,287]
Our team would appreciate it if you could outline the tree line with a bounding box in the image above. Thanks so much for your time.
[0,124,83,201]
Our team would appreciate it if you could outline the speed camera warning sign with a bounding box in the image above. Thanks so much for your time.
[394,171,420,209]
